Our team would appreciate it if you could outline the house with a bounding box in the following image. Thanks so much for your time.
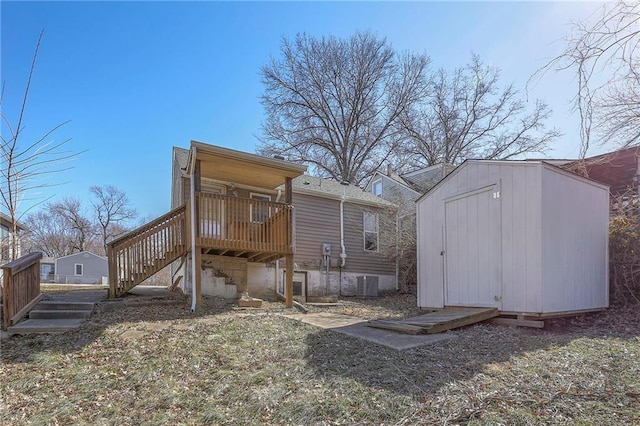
[0,211,26,264]
[416,160,609,316]
[274,175,397,301]
[564,145,639,207]
[40,257,55,283]
[107,141,307,308]
[365,163,452,208]
[55,251,108,284]
[363,163,452,291]
[170,145,398,302]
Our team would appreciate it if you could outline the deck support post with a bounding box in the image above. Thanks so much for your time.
[285,254,294,308]
[194,247,202,308]
[284,177,294,308]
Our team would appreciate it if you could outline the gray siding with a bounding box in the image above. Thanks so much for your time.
[293,193,395,276]
[55,252,108,283]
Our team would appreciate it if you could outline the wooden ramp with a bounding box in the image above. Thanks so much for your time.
[368,307,499,335]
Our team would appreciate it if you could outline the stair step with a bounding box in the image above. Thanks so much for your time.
[35,302,95,311]
[7,319,86,335]
[29,309,93,319]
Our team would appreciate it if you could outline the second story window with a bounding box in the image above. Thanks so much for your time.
[250,193,271,223]
[372,179,383,197]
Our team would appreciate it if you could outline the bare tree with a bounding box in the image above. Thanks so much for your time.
[259,31,430,185]
[22,210,75,258]
[532,1,640,156]
[400,54,560,169]
[90,185,136,254]
[0,30,76,260]
[49,197,96,252]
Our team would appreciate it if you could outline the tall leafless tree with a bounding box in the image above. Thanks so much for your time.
[259,31,430,185]
[90,185,137,254]
[22,209,75,258]
[532,1,639,156]
[49,197,96,253]
[399,54,560,169]
[0,30,77,260]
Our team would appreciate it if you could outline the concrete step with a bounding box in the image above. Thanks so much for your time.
[29,309,93,319]
[35,302,95,311]
[7,319,85,335]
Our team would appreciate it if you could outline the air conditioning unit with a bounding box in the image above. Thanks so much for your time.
[356,275,379,298]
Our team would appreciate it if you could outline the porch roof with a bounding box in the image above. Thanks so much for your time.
[186,141,307,189]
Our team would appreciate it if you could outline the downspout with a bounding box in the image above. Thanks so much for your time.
[395,210,399,291]
[189,148,197,312]
[339,183,347,268]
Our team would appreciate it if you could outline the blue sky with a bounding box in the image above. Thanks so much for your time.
[1,1,604,221]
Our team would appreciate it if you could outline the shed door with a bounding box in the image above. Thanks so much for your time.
[444,186,502,308]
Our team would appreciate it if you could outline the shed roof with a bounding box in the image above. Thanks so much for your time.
[416,159,609,204]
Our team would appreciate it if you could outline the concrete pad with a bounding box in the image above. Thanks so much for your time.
[284,312,366,329]
[283,312,456,350]
[7,318,85,335]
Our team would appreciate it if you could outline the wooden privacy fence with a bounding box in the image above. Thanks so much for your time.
[107,205,187,298]
[2,252,43,330]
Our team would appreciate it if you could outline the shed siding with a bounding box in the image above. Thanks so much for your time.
[418,160,608,314]
[541,166,609,312]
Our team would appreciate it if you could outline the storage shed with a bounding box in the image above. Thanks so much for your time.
[416,160,609,316]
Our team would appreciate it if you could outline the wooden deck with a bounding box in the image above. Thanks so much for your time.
[368,307,499,335]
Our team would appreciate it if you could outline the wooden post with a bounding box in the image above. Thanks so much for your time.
[193,159,202,308]
[284,177,293,308]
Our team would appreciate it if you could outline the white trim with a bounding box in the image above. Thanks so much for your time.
[54,250,107,261]
[74,263,84,276]
[363,211,379,252]
[250,192,272,223]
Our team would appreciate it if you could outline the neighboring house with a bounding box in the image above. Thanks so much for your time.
[363,163,452,291]
[107,141,307,307]
[564,145,640,208]
[0,211,26,264]
[55,251,108,284]
[170,145,398,302]
[416,160,609,316]
[40,257,56,283]
[365,163,453,208]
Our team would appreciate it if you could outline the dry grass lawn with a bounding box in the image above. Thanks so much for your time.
[1,291,639,425]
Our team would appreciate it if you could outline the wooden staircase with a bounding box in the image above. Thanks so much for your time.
[107,205,188,298]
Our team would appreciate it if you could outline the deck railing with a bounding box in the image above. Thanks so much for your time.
[2,252,43,330]
[196,192,292,254]
[108,205,187,297]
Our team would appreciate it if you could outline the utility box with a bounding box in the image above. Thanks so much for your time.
[356,275,379,298]
[322,243,331,256]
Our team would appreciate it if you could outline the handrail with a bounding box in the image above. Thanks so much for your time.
[2,252,43,330]
[107,205,187,297]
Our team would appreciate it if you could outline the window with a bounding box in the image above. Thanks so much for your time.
[250,193,271,223]
[363,212,379,252]
[372,179,383,197]
[74,263,83,276]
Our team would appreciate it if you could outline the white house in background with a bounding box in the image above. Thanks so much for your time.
[0,211,26,264]
[55,251,108,284]
[416,160,610,316]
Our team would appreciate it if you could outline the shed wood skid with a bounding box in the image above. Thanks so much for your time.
[416,160,610,316]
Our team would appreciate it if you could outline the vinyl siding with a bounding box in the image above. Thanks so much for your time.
[293,193,395,276]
